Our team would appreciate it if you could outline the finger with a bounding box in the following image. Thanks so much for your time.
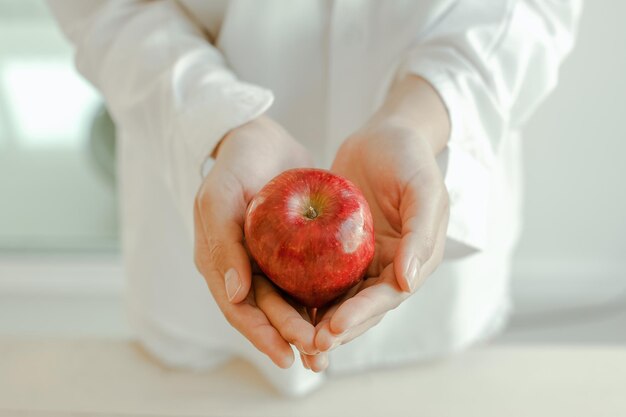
[303,352,329,373]
[205,274,295,368]
[194,185,252,304]
[396,206,448,294]
[394,165,449,293]
[310,303,341,354]
[321,218,448,339]
[253,275,319,355]
[223,301,295,369]
[195,207,294,368]
[328,215,448,335]
[216,284,295,368]
[416,209,449,282]
[300,353,310,370]
[327,265,406,334]
[316,313,385,352]
[314,278,366,324]
[310,280,366,336]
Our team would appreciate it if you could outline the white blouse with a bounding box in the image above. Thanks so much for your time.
[48,0,581,395]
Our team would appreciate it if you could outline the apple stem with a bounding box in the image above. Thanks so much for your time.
[304,206,318,220]
[307,307,318,325]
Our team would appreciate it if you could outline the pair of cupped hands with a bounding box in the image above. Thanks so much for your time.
[193,76,450,372]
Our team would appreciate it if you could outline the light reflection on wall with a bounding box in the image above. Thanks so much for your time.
[0,59,99,148]
[0,108,7,148]
[0,17,118,252]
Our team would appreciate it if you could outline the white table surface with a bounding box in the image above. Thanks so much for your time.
[1,339,624,417]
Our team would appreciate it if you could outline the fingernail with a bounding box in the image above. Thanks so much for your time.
[301,354,310,370]
[318,355,329,371]
[406,257,420,292]
[296,343,319,356]
[325,336,343,352]
[224,268,241,302]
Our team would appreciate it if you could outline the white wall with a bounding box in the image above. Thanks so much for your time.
[505,1,626,342]
[513,1,626,276]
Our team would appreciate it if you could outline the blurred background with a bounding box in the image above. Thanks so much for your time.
[0,1,624,344]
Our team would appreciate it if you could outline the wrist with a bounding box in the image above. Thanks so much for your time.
[212,115,310,170]
[372,75,450,155]
[211,115,285,160]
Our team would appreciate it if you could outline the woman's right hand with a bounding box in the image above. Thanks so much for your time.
[193,116,326,370]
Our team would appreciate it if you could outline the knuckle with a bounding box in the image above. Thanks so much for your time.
[222,308,238,329]
[419,234,436,259]
[424,234,436,254]
[279,315,302,336]
[368,315,386,330]
[206,236,226,265]
[414,166,440,190]
[386,293,404,311]
[355,291,378,309]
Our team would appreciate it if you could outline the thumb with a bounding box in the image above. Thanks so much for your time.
[393,172,448,293]
[194,188,252,304]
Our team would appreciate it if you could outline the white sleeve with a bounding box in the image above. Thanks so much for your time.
[398,0,582,252]
[46,0,273,231]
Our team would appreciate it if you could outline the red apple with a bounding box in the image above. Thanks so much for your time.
[244,168,375,308]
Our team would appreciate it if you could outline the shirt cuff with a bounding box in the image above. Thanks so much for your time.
[436,145,489,256]
[174,80,275,178]
[398,49,493,254]
[167,80,274,243]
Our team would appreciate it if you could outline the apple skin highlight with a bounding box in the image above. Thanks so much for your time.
[244,168,375,308]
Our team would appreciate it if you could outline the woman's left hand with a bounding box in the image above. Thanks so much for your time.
[311,114,450,364]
